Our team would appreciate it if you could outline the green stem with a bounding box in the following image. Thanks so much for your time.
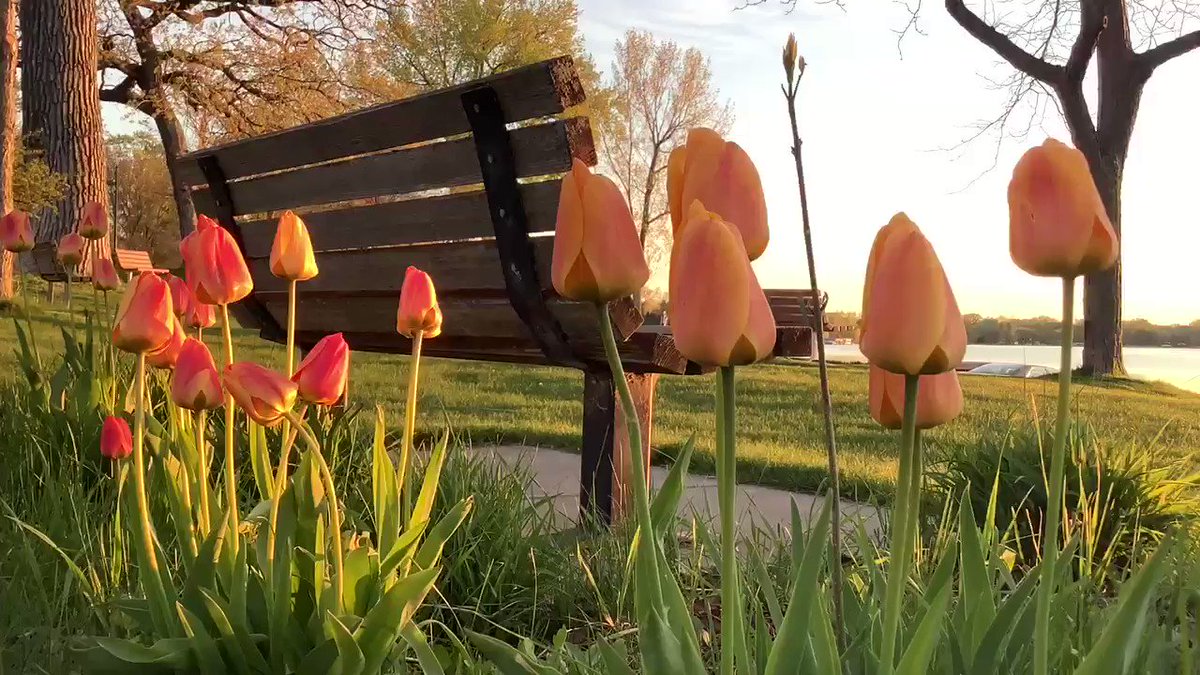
[195,410,211,536]
[17,254,41,365]
[132,353,176,635]
[286,279,297,374]
[65,269,72,312]
[880,373,921,675]
[399,332,423,523]
[220,304,239,555]
[175,408,198,561]
[287,411,344,616]
[1034,277,1075,675]
[717,366,750,675]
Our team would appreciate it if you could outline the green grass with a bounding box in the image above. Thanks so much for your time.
[4,276,1200,501]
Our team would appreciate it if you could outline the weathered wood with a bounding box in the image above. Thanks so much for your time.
[176,56,587,187]
[580,369,617,524]
[612,373,658,523]
[235,180,562,259]
[774,325,816,358]
[112,249,163,274]
[186,117,593,218]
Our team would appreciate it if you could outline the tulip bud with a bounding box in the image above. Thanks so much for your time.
[550,159,649,302]
[91,254,122,292]
[101,416,133,461]
[167,275,193,318]
[223,362,298,427]
[783,33,798,82]
[180,214,217,262]
[670,201,777,366]
[270,210,319,281]
[1008,138,1118,278]
[57,232,85,266]
[147,315,188,369]
[112,272,175,354]
[396,267,442,339]
[172,339,224,411]
[185,223,253,306]
[868,365,963,430]
[860,213,966,375]
[0,209,34,253]
[292,333,350,406]
[186,299,217,330]
[78,201,108,240]
[667,128,769,260]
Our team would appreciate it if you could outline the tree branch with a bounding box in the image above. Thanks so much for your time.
[1065,4,1106,82]
[1139,28,1200,70]
[944,0,1062,83]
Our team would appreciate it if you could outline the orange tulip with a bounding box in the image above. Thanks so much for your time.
[179,214,217,268]
[270,210,318,281]
[0,209,33,253]
[396,266,442,339]
[1008,139,1118,278]
[78,201,108,240]
[860,213,966,375]
[147,315,188,369]
[185,223,253,306]
[112,272,175,353]
[868,365,963,430]
[171,339,224,411]
[670,201,777,366]
[91,255,121,291]
[292,333,350,406]
[223,362,297,427]
[667,127,769,260]
[186,299,217,330]
[167,275,193,318]
[57,232,85,266]
[101,416,132,461]
[550,159,649,302]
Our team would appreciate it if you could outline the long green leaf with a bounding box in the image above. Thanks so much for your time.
[895,542,957,675]
[400,622,445,675]
[409,432,450,530]
[328,612,365,675]
[354,566,440,673]
[412,498,473,571]
[763,493,833,675]
[958,497,995,662]
[465,630,556,675]
[198,589,262,675]
[371,406,399,559]
[177,603,228,675]
[969,564,1041,675]
[649,436,695,538]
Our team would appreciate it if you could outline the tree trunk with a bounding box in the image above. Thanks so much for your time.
[0,0,16,300]
[19,0,109,279]
[1081,164,1125,375]
[153,109,196,239]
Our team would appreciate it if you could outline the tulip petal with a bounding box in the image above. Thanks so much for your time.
[728,269,777,365]
[667,146,687,234]
[580,173,649,299]
[670,207,751,367]
[860,228,947,375]
[551,164,586,298]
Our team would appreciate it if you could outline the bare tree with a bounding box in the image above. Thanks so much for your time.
[21,0,110,277]
[0,0,16,300]
[598,30,733,267]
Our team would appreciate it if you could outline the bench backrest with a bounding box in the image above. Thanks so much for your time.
[113,249,159,274]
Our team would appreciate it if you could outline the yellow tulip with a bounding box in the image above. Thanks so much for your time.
[269,210,319,281]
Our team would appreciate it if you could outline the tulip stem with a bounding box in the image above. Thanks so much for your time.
[399,332,423,523]
[716,365,750,675]
[880,373,921,675]
[65,269,72,312]
[286,279,297,375]
[286,411,344,617]
[17,253,41,367]
[220,304,239,556]
[132,352,176,636]
[1034,276,1076,675]
[175,407,198,562]
[195,410,211,536]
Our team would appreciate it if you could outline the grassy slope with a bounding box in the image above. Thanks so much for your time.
[4,277,1199,501]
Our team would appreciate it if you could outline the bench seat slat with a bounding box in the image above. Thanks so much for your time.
[176,56,586,187]
[188,117,592,217]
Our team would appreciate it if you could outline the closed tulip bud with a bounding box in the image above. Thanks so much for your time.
[112,272,175,354]
[180,214,217,262]
[667,128,769,260]
[172,339,224,411]
[91,255,121,291]
[186,299,217,330]
[860,213,966,375]
[147,315,187,369]
[397,267,442,339]
[292,333,350,406]
[101,416,133,461]
[670,201,777,366]
[868,365,963,430]
[270,210,319,281]
[783,33,799,82]
[550,159,649,302]
[57,232,85,266]
[1008,139,1118,278]
[223,362,297,427]
[1,209,34,253]
[167,275,193,318]
[78,201,108,240]
[185,223,253,306]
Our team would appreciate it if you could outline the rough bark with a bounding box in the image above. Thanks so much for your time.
[0,0,16,299]
[19,0,109,278]
[153,106,196,238]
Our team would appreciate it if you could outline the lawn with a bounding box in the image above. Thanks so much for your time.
[5,277,1200,501]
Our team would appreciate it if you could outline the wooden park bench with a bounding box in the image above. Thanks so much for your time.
[30,242,161,301]
[176,56,821,523]
[113,248,167,277]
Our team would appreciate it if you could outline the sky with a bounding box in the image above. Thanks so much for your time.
[100,0,1200,324]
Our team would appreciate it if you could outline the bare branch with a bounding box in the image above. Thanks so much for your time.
[1139,27,1200,69]
[1065,3,1106,81]
[944,0,1063,82]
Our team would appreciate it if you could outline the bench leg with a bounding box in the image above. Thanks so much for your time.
[579,369,658,526]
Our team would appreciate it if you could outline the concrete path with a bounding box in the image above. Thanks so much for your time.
[470,445,883,539]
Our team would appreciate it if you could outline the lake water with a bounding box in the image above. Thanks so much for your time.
[822,344,1200,393]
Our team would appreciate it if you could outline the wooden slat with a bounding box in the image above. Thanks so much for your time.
[177,56,586,187]
[187,117,591,218]
[248,237,554,297]
[236,180,562,259]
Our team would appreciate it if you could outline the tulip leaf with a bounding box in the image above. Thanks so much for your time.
[249,421,273,502]
[649,435,695,539]
[198,588,264,675]
[969,563,1041,675]
[466,630,557,675]
[895,541,957,675]
[408,432,449,532]
[763,492,832,675]
[296,639,338,675]
[413,498,473,572]
[400,622,445,675]
[328,612,365,675]
[378,518,430,579]
[957,496,996,661]
[354,566,440,674]
[809,592,841,675]
[371,406,399,559]
[342,545,378,617]
[177,603,228,675]
[74,637,194,673]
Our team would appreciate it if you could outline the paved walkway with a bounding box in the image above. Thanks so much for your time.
[472,445,883,539]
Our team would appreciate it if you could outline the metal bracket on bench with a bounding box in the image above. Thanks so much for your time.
[194,155,286,343]
[461,86,581,368]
